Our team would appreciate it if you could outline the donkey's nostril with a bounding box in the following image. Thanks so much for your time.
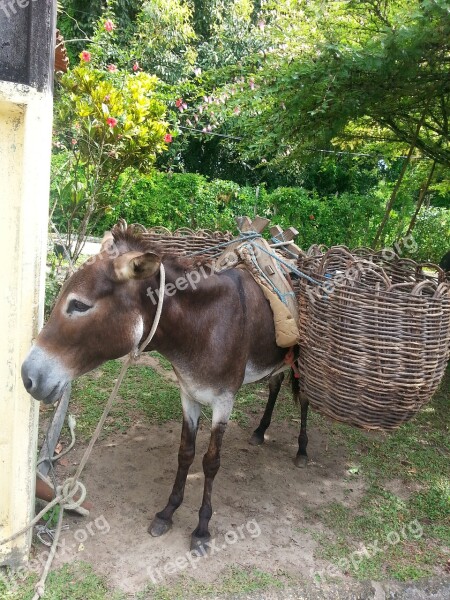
[24,377,33,391]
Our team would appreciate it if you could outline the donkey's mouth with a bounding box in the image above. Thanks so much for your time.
[42,383,65,405]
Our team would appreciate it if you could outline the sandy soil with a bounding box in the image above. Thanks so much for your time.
[42,412,367,595]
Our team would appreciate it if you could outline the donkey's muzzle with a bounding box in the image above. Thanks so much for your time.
[21,346,70,404]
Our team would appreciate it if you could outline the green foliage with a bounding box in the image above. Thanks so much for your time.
[412,208,450,261]
[52,165,448,261]
[54,0,449,258]
[56,63,167,171]
[203,0,450,168]
[52,42,169,260]
[132,0,197,83]
[89,171,262,232]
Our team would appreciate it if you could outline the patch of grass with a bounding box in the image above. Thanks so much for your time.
[140,566,287,599]
[153,352,173,371]
[307,366,450,582]
[327,367,450,488]
[70,360,181,440]
[311,475,448,581]
[123,364,182,423]
[0,562,124,600]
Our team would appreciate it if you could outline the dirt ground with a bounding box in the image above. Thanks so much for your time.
[42,411,367,595]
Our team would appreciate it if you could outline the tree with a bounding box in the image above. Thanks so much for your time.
[52,40,169,262]
[202,0,450,170]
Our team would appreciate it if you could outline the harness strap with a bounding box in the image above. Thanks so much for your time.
[134,263,166,357]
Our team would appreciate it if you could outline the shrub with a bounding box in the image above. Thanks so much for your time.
[52,166,449,263]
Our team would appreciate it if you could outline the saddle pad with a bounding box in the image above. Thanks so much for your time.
[215,238,300,348]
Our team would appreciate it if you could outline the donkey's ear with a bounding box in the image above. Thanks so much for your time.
[129,252,161,279]
[113,251,161,281]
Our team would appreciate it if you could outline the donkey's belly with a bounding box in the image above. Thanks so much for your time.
[243,362,278,384]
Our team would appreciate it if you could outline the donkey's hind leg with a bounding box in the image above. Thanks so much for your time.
[149,394,200,537]
[293,375,309,468]
[249,371,285,446]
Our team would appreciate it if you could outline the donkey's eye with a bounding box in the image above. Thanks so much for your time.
[67,299,92,314]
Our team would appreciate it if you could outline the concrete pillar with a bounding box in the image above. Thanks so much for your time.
[0,1,56,567]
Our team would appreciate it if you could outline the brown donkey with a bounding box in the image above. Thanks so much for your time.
[22,222,304,553]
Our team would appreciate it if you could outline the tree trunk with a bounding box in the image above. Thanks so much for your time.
[372,111,427,249]
[405,160,436,236]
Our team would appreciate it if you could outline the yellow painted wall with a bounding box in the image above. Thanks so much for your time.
[0,82,53,566]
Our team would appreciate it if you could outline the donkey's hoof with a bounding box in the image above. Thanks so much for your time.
[294,454,308,468]
[190,534,211,556]
[249,432,265,446]
[148,516,172,537]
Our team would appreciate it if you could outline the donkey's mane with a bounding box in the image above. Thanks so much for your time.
[111,221,163,255]
[110,220,215,268]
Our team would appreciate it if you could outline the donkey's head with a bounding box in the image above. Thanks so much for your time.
[21,223,161,403]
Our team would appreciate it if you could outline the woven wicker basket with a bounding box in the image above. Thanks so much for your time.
[127,224,233,257]
[297,247,450,430]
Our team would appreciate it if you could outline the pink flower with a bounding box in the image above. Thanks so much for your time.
[104,20,115,32]
[233,106,241,115]
[71,138,77,145]
[249,79,255,90]
[132,61,140,72]
[182,103,187,110]
[175,98,183,108]
[104,95,111,102]
[107,64,117,72]
[81,51,91,62]
[164,133,173,143]
[106,117,118,128]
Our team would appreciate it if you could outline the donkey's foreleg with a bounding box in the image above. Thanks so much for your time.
[149,396,200,537]
[249,371,285,445]
[293,376,309,468]
[191,405,230,554]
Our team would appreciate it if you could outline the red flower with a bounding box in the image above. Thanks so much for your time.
[175,98,183,108]
[104,20,115,32]
[309,214,315,220]
[107,64,117,72]
[132,61,140,72]
[164,133,173,143]
[81,51,91,62]
[106,117,118,128]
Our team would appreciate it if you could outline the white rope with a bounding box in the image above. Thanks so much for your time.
[0,263,166,600]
